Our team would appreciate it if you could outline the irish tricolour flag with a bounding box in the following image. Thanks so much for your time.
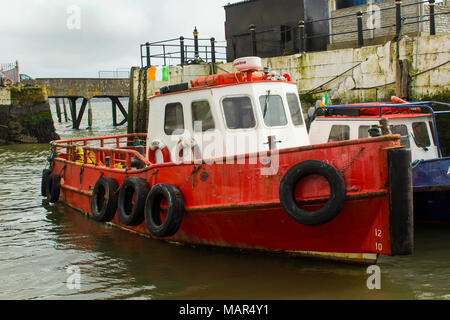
[148,66,169,81]
[319,92,328,107]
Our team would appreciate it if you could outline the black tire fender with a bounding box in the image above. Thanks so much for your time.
[279,160,346,226]
[91,177,119,222]
[144,183,185,237]
[41,169,51,197]
[46,173,61,203]
[118,177,150,226]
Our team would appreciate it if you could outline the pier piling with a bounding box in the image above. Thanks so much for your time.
[62,98,68,122]
[54,98,62,123]
[88,100,93,129]
[111,97,128,126]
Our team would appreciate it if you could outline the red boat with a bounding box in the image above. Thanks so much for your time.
[41,57,413,264]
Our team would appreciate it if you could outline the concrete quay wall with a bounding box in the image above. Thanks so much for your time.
[0,86,60,145]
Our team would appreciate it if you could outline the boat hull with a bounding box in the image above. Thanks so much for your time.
[48,135,413,263]
[412,157,450,223]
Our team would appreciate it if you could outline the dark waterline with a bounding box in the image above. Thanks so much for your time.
[0,101,449,300]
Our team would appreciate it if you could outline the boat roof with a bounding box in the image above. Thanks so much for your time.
[308,100,450,131]
[311,100,450,119]
[149,79,297,101]
[314,113,432,120]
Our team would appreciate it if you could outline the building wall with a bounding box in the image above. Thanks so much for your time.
[225,0,305,60]
[224,0,331,60]
[411,34,450,99]
[328,0,450,49]
[303,0,330,52]
[422,2,450,34]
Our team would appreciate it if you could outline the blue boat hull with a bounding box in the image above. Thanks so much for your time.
[412,157,450,223]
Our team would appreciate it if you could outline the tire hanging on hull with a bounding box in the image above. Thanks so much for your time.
[279,160,346,226]
[46,173,61,203]
[117,177,150,226]
[91,177,119,222]
[41,169,51,197]
[144,183,185,237]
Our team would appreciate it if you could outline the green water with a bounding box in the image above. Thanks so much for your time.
[0,101,449,300]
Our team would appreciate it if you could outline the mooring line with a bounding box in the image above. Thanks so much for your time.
[340,147,365,174]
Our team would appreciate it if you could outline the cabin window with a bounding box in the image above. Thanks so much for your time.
[412,122,431,148]
[390,124,410,147]
[428,121,437,146]
[328,125,350,142]
[280,25,292,42]
[191,100,215,132]
[259,94,288,127]
[358,125,370,138]
[222,96,256,129]
[164,102,184,135]
[286,93,304,126]
[336,0,370,10]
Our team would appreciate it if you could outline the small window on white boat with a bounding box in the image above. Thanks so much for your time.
[222,96,256,129]
[428,121,437,146]
[164,102,184,135]
[259,94,288,127]
[390,124,410,147]
[358,125,370,138]
[286,93,304,126]
[192,100,215,132]
[412,122,431,148]
[328,125,350,142]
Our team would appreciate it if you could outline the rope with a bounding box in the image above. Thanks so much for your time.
[340,147,365,174]
[353,59,450,90]
[301,58,368,96]
[181,165,202,190]
[412,159,423,169]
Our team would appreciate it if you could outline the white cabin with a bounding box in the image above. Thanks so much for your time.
[146,79,310,163]
[309,112,439,162]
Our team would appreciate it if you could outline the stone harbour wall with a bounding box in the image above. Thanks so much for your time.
[154,33,449,108]
[0,86,60,145]
[129,34,449,133]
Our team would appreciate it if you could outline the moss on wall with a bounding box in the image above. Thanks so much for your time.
[0,86,59,145]
[10,86,47,106]
[417,90,450,103]
[21,111,53,127]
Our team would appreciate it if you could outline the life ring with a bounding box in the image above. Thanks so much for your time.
[90,177,119,222]
[279,160,346,226]
[41,169,51,197]
[148,139,170,163]
[175,137,201,163]
[117,177,150,226]
[144,183,185,237]
[46,173,61,203]
[283,73,292,82]
[2,78,14,87]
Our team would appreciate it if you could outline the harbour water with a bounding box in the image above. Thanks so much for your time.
[0,101,449,300]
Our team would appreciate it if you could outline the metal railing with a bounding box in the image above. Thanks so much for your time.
[0,61,19,84]
[98,68,130,78]
[243,0,449,55]
[140,27,227,67]
[52,134,149,170]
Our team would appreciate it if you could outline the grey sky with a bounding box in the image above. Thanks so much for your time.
[0,0,231,77]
